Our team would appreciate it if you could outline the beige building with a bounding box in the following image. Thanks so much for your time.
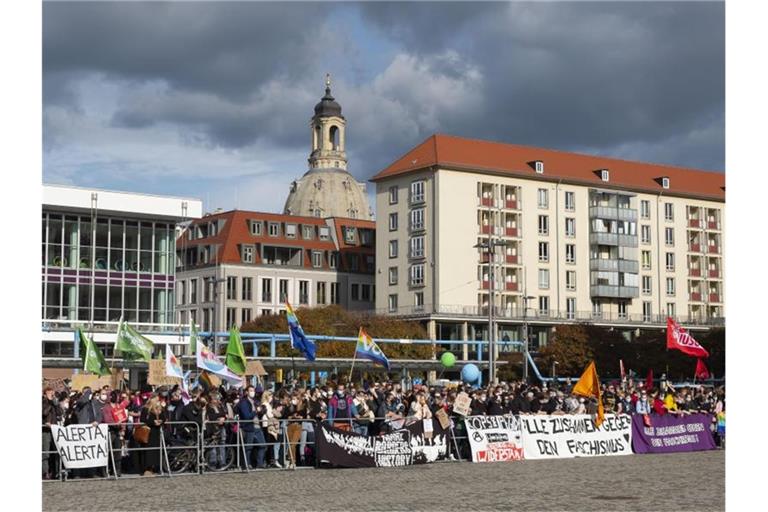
[371,134,724,352]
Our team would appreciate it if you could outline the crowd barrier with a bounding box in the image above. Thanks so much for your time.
[42,412,719,481]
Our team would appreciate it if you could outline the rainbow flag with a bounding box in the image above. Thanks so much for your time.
[165,346,184,379]
[355,327,390,370]
[285,302,316,361]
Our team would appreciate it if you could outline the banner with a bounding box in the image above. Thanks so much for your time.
[50,424,110,469]
[465,415,524,463]
[631,413,716,454]
[195,342,244,387]
[317,419,450,468]
[519,414,632,460]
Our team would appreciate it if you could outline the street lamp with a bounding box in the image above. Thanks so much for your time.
[208,276,227,353]
[552,360,559,381]
[521,294,535,382]
[474,238,509,385]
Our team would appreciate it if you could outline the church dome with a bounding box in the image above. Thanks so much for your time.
[314,86,343,118]
[283,168,372,220]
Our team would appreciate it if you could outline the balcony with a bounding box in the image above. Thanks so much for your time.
[481,280,490,290]
[708,245,720,254]
[505,227,518,237]
[589,206,637,222]
[589,258,639,273]
[708,221,720,230]
[590,285,640,298]
[689,243,701,253]
[506,254,519,264]
[689,268,701,277]
[690,292,702,302]
[688,219,702,228]
[709,293,721,303]
[505,282,519,291]
[505,199,519,210]
[480,197,493,207]
[709,269,720,278]
[481,225,492,234]
[589,232,637,247]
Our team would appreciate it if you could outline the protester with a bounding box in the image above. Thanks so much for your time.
[237,385,267,470]
[140,397,166,476]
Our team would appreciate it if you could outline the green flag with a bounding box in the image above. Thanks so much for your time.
[225,325,247,375]
[189,319,199,354]
[115,318,154,362]
[78,328,111,376]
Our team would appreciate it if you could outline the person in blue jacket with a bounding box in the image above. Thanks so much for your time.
[327,384,358,431]
[237,386,267,469]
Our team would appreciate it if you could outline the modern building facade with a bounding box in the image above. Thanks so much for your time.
[42,184,202,376]
[283,75,373,220]
[175,210,375,333]
[371,134,725,354]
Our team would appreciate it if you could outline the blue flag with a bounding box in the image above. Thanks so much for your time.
[285,302,316,361]
[355,327,390,370]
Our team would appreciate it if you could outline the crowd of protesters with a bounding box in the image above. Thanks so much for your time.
[42,375,726,480]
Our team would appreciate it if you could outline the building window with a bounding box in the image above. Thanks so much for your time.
[285,224,297,239]
[640,200,650,219]
[204,279,213,303]
[242,277,252,301]
[389,213,398,231]
[361,284,372,302]
[535,160,544,174]
[348,254,359,272]
[600,169,610,182]
[389,267,398,285]
[319,226,330,240]
[279,279,289,302]
[538,215,549,236]
[538,296,549,315]
[565,244,575,264]
[260,309,272,317]
[537,188,549,208]
[665,227,674,246]
[268,222,280,237]
[344,227,356,244]
[666,302,675,317]
[642,250,652,270]
[566,298,576,319]
[303,225,314,240]
[226,276,237,300]
[410,180,425,203]
[664,203,674,221]
[410,264,425,287]
[565,218,575,237]
[299,280,309,305]
[179,281,186,305]
[565,191,575,211]
[538,241,549,262]
[389,186,398,205]
[618,301,628,319]
[202,308,210,331]
[388,294,398,313]
[312,251,323,268]
[261,278,272,303]
[329,252,338,269]
[242,245,254,263]
[538,269,550,289]
[566,271,576,291]
[665,252,675,271]
[389,240,398,258]
[330,282,340,304]
[414,292,424,311]
[662,177,670,189]
[226,307,237,328]
[643,302,652,322]
[666,277,675,296]
[410,208,425,231]
[250,221,262,236]
[190,279,197,304]
[410,236,424,258]
[641,225,651,244]
[642,275,652,295]
[316,282,327,305]
[592,300,602,318]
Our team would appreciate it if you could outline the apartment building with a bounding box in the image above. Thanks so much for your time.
[175,210,375,332]
[372,134,724,352]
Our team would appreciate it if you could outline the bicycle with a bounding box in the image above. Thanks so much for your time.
[202,432,236,472]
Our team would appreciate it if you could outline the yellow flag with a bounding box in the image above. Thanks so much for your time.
[572,361,605,428]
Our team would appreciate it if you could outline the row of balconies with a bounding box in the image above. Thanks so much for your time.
[688,292,722,303]
[589,232,638,247]
[480,225,519,237]
[688,219,721,230]
[479,197,520,210]
[687,243,721,254]
[589,206,638,222]
[481,281,519,291]
[688,268,721,278]
[589,258,639,274]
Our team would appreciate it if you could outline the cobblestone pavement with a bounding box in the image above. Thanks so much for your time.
[43,450,724,512]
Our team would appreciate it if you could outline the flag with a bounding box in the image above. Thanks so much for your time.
[115,317,154,362]
[77,328,111,376]
[165,346,184,379]
[571,361,604,428]
[619,359,626,381]
[225,325,247,375]
[667,317,709,358]
[180,371,191,405]
[285,302,316,361]
[355,327,390,370]
[695,358,710,380]
[646,368,654,391]
[189,319,199,354]
[196,341,244,387]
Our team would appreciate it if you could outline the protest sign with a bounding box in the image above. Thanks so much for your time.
[148,359,182,386]
[453,392,471,416]
[43,378,67,393]
[70,370,124,391]
[631,413,716,454]
[519,414,632,460]
[435,408,451,430]
[50,424,110,469]
[246,360,267,376]
[464,415,524,463]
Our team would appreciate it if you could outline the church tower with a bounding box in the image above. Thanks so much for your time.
[283,75,373,220]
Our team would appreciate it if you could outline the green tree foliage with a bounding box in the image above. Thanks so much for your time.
[538,324,594,376]
[241,305,432,359]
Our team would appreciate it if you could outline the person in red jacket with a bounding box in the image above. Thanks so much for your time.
[651,391,667,416]
[101,391,128,476]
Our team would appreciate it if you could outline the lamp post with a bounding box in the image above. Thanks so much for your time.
[521,294,535,382]
[209,276,226,353]
[474,237,509,385]
[552,360,559,381]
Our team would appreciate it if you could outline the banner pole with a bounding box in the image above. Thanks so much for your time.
[107,433,118,479]
[348,349,358,385]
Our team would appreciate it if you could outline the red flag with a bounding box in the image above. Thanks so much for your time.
[667,317,710,358]
[695,359,710,380]
[646,368,653,391]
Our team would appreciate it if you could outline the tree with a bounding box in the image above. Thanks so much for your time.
[539,324,594,376]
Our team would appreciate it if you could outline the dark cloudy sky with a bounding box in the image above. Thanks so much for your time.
[43,1,724,214]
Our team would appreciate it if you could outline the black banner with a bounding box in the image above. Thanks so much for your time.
[317,419,451,468]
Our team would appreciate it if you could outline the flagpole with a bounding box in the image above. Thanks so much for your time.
[348,344,358,385]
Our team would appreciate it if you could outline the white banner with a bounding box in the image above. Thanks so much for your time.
[465,415,524,463]
[519,414,632,460]
[50,424,110,469]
